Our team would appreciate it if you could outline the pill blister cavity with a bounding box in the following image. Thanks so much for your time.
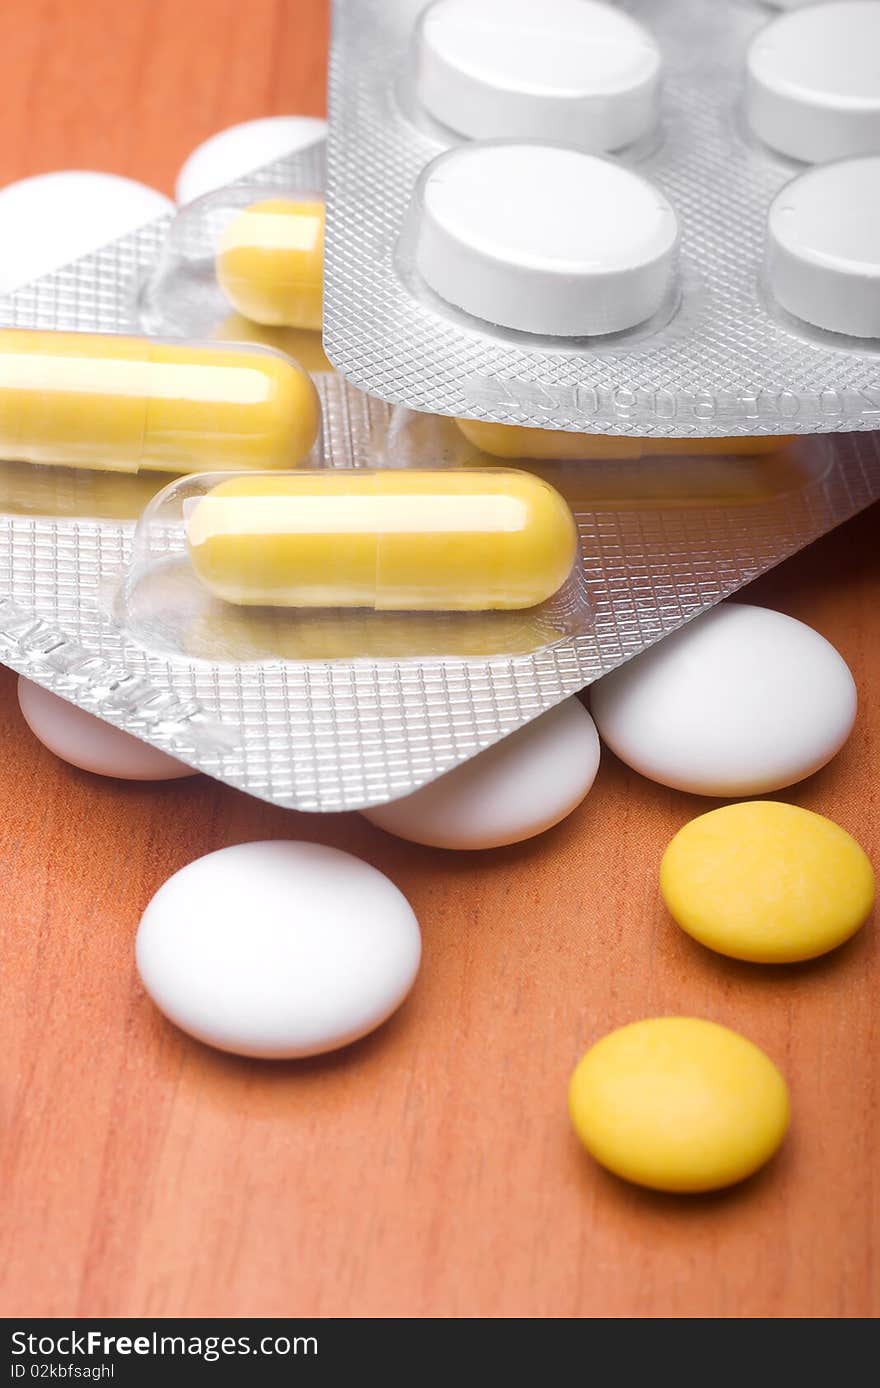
[121,468,591,664]
[139,181,327,354]
[411,143,679,337]
[414,0,661,152]
[216,198,325,330]
[746,2,880,163]
[766,157,880,337]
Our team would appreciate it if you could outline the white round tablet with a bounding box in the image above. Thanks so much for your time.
[136,841,421,1058]
[175,116,328,204]
[414,143,679,336]
[415,0,661,151]
[590,603,856,797]
[746,2,880,163]
[0,172,173,296]
[18,677,195,782]
[766,156,880,337]
[363,699,600,850]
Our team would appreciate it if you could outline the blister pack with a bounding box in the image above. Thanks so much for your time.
[325,0,880,437]
[1,137,879,814]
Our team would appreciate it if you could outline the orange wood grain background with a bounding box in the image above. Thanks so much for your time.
[0,0,878,1320]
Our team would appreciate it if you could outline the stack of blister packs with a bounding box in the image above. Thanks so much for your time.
[1,0,879,813]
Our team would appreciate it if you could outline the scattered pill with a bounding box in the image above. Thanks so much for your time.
[0,171,173,297]
[591,602,856,796]
[746,2,880,163]
[18,677,195,781]
[216,198,324,330]
[661,801,874,964]
[186,469,578,611]
[136,841,421,1058]
[364,699,599,850]
[175,116,328,205]
[568,1017,789,1192]
[455,419,795,460]
[766,157,880,338]
[0,329,320,473]
[415,143,678,337]
[415,0,661,151]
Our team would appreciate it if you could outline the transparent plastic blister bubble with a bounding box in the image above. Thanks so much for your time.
[1,138,880,813]
[120,468,591,665]
[138,179,332,374]
[325,0,880,437]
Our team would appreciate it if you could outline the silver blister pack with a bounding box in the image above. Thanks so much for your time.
[325,0,880,438]
[1,139,879,813]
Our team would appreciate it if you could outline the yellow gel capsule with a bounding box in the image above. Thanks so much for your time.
[568,1017,789,1193]
[216,198,325,330]
[661,801,875,964]
[456,418,796,460]
[0,329,320,474]
[186,469,578,611]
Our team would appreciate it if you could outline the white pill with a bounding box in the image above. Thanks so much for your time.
[766,156,880,337]
[0,172,173,296]
[415,0,661,151]
[18,677,195,782]
[136,842,421,1059]
[591,603,856,797]
[363,699,600,850]
[414,143,678,336]
[746,2,880,163]
[175,116,328,204]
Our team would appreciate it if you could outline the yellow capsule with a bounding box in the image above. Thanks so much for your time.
[186,469,578,611]
[569,1017,790,1193]
[456,418,796,460]
[661,801,875,963]
[216,198,325,330]
[0,329,320,473]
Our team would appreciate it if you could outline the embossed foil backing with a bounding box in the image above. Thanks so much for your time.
[325,0,880,438]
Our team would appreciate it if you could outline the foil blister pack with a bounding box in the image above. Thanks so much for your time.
[324,0,880,437]
[1,139,879,812]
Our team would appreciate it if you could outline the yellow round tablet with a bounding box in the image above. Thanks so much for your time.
[661,801,874,964]
[568,1017,789,1193]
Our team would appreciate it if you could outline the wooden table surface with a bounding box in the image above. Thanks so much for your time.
[0,0,878,1321]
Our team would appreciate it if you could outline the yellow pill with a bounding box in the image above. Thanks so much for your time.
[568,1017,789,1193]
[0,329,320,474]
[216,198,325,330]
[186,469,578,611]
[661,801,875,964]
[456,418,795,460]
